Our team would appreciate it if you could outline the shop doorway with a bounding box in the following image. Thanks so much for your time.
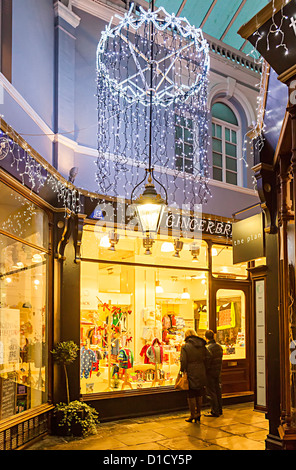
[211,280,252,395]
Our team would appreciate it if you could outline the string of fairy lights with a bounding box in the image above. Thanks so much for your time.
[0,122,82,214]
[244,0,292,185]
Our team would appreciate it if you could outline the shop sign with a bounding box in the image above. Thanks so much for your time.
[232,213,264,264]
[89,200,232,239]
[163,212,232,238]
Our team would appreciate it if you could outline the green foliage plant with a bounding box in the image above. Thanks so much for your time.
[51,341,100,436]
[54,400,99,437]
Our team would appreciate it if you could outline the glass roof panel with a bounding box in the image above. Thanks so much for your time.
[154,0,183,15]
[222,0,269,50]
[152,0,269,54]
[201,0,243,38]
[180,0,218,28]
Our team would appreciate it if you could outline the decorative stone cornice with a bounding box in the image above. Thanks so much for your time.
[54,1,81,28]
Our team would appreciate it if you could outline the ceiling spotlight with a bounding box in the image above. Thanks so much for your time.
[32,254,43,263]
[108,230,120,251]
[190,243,200,262]
[181,287,190,300]
[155,280,164,294]
[143,234,154,255]
[173,239,183,257]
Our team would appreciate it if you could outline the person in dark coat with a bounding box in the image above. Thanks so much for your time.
[180,329,212,423]
[204,330,223,417]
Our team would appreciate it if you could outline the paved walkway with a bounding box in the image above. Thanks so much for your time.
[26,402,269,451]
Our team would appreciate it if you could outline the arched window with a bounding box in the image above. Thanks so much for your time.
[212,102,240,186]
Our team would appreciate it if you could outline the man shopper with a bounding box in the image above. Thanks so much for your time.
[204,330,223,417]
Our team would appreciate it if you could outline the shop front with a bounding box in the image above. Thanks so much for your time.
[0,172,53,449]
[80,203,253,419]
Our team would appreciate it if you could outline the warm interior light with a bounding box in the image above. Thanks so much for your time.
[181,287,190,300]
[100,235,111,248]
[190,243,200,262]
[173,239,183,257]
[32,254,43,263]
[161,242,174,252]
[34,279,40,286]
[5,277,12,283]
[155,280,164,294]
[212,247,218,256]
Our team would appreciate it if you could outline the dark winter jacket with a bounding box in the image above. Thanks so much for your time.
[206,339,223,378]
[180,335,212,390]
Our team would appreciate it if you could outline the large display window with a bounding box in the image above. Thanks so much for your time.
[80,224,209,394]
[81,261,209,393]
[0,184,49,420]
[80,223,251,395]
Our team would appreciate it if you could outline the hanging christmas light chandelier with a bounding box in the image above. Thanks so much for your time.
[96,1,210,208]
[96,2,210,108]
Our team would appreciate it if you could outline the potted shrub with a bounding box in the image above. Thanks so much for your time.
[51,341,99,437]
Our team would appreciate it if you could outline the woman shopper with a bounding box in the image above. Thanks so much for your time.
[180,329,211,423]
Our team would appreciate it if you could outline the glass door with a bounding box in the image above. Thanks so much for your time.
[211,280,251,394]
[216,288,246,361]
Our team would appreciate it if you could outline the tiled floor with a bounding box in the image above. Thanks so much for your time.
[26,402,269,451]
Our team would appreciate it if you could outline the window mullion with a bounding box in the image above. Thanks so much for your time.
[222,124,226,183]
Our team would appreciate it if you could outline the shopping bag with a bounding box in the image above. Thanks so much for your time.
[174,371,189,391]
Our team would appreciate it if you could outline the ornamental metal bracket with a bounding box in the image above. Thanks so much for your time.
[73,213,87,263]
[56,210,72,261]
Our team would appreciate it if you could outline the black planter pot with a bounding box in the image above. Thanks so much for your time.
[52,409,85,437]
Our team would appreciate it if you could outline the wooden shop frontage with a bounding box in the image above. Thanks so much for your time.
[0,118,267,447]
[77,200,256,420]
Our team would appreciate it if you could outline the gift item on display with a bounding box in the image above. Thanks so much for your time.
[146,338,163,364]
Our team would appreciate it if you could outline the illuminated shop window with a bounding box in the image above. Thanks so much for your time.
[212,102,240,186]
[80,225,209,394]
[212,244,248,279]
[81,225,208,270]
[216,289,246,361]
[0,184,49,419]
[0,182,49,249]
